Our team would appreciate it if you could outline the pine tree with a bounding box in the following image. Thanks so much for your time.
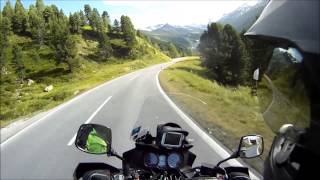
[102,11,110,32]
[113,19,120,33]
[69,12,81,34]
[0,16,11,73]
[120,15,136,47]
[98,33,113,60]
[48,14,79,72]
[79,10,87,26]
[198,22,224,81]
[64,35,79,72]
[12,0,28,34]
[28,5,45,46]
[43,5,59,23]
[58,9,65,19]
[84,4,92,26]
[35,0,45,13]
[90,8,102,32]
[198,23,250,85]
[48,16,69,62]
[12,44,25,82]
[2,0,14,28]
[0,16,11,44]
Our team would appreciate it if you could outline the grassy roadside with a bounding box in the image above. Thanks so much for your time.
[1,55,169,128]
[0,34,170,127]
[159,58,275,173]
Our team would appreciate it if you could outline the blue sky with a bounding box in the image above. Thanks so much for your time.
[1,0,258,29]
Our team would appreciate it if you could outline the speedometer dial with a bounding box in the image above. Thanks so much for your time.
[167,153,183,169]
[144,153,158,167]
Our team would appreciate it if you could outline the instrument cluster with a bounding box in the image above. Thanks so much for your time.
[144,152,184,169]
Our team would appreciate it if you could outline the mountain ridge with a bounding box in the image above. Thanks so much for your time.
[140,23,205,53]
[218,0,268,31]
[139,0,268,53]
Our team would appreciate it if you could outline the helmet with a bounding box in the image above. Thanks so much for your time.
[245,0,319,54]
[244,0,319,179]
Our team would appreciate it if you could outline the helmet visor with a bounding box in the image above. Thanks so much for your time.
[259,47,310,132]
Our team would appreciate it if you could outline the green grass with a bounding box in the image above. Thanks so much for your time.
[160,58,275,173]
[81,25,93,31]
[0,34,170,127]
[110,39,127,47]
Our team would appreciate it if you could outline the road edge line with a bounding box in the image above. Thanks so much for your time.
[155,63,261,180]
[1,69,141,147]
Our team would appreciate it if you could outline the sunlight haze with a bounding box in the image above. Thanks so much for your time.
[103,1,259,28]
[11,0,259,29]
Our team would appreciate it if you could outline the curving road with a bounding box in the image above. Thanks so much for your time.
[0,58,260,180]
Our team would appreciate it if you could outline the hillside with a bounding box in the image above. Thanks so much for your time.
[0,33,169,127]
[218,0,268,31]
[0,0,170,127]
[140,24,205,54]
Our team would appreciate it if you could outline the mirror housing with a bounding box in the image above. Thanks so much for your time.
[75,124,112,154]
[216,134,264,167]
[237,135,264,158]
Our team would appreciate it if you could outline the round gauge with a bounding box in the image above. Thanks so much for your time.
[167,153,183,169]
[144,153,158,167]
[157,155,167,169]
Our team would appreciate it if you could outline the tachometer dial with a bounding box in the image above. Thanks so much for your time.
[144,153,158,167]
[167,153,183,169]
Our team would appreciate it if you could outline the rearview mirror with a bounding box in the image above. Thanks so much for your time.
[75,124,112,154]
[238,135,263,158]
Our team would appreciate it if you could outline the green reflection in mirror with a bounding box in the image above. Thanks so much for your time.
[75,124,112,154]
[86,128,108,154]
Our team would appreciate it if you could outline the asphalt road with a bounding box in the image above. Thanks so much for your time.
[1,58,260,180]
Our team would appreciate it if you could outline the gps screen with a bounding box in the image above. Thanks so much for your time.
[164,132,182,146]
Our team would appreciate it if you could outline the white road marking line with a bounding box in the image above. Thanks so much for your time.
[67,96,112,146]
[1,67,144,147]
[67,134,77,146]
[156,64,260,180]
[84,96,112,124]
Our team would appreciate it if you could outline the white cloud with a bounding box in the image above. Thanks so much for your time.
[102,0,259,28]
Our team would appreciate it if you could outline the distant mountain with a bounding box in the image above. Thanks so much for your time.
[143,24,166,31]
[140,24,206,52]
[218,0,268,32]
[140,0,268,52]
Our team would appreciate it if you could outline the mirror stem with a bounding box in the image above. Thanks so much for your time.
[110,148,123,161]
[216,152,237,167]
